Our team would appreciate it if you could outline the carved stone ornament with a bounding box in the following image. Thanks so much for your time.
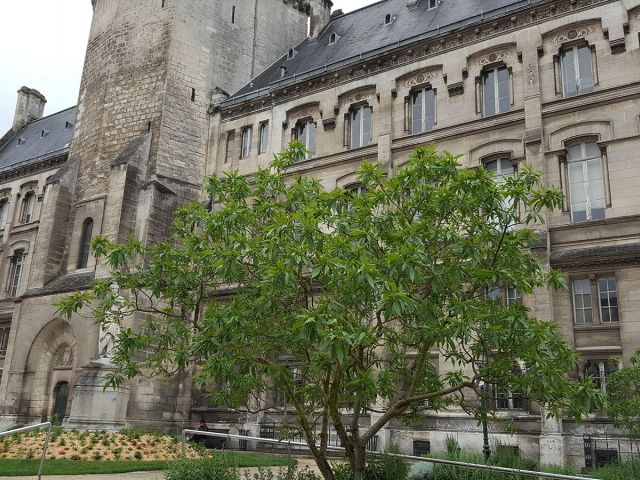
[550,25,596,44]
[475,50,511,67]
[53,344,73,367]
[447,82,464,97]
[338,92,374,109]
[403,71,440,88]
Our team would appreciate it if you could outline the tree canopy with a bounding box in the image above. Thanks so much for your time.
[58,143,602,480]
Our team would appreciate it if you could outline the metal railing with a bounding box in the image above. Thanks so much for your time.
[181,429,594,480]
[0,422,52,480]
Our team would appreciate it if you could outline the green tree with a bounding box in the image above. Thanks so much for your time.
[57,143,601,480]
[606,351,640,438]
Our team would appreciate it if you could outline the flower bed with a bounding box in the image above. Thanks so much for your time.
[0,428,204,462]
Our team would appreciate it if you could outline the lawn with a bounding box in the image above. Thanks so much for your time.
[0,452,295,476]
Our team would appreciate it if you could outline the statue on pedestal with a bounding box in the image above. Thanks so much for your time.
[98,285,124,359]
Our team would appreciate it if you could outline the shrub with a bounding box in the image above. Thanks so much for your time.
[330,448,408,480]
[70,454,82,461]
[591,460,640,480]
[165,454,239,480]
[134,451,143,460]
[93,451,104,461]
[407,462,434,480]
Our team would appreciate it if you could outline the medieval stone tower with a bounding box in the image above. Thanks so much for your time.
[32,0,325,288]
[0,0,331,431]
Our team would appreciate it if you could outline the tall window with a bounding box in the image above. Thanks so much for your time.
[598,277,619,323]
[241,127,252,159]
[350,105,372,149]
[483,67,510,116]
[224,131,235,164]
[485,158,516,226]
[0,199,9,229]
[573,279,593,324]
[411,88,436,134]
[20,191,35,224]
[573,276,619,325]
[0,322,9,357]
[567,142,605,223]
[561,45,593,97]
[296,120,316,160]
[494,383,525,410]
[7,250,26,297]
[485,158,515,181]
[258,122,269,154]
[77,218,94,269]
[487,285,522,305]
[584,360,617,394]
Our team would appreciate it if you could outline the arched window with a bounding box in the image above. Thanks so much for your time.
[77,218,93,269]
[0,198,10,229]
[7,249,26,297]
[20,191,36,224]
[348,104,372,149]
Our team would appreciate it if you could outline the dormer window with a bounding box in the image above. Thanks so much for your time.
[17,138,26,147]
[280,65,288,78]
[41,130,50,138]
[287,48,297,60]
[385,14,393,25]
[329,33,339,45]
[65,121,74,130]
[428,0,438,9]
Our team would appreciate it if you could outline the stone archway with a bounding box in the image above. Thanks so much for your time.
[19,319,77,422]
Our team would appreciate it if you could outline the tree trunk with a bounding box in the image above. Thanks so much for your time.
[312,451,336,480]
[352,445,367,480]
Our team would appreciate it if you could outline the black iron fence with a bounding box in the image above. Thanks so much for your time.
[583,434,640,469]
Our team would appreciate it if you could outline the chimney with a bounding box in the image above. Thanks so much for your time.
[12,87,47,132]
[308,0,333,40]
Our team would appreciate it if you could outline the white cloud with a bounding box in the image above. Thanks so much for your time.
[0,0,376,134]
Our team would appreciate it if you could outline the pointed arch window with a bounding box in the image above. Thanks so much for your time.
[77,218,94,269]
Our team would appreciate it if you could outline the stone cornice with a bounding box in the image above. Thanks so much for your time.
[392,109,526,152]
[0,153,67,183]
[219,0,616,121]
[541,81,640,117]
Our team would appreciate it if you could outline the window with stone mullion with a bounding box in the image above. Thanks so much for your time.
[567,142,605,223]
[561,44,594,97]
[482,66,510,117]
[350,105,372,149]
[411,88,435,134]
[0,324,9,357]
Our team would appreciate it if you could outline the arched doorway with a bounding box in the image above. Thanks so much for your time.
[52,382,69,426]
[19,319,77,421]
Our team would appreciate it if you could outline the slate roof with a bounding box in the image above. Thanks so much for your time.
[226,0,546,104]
[23,271,95,299]
[0,106,76,173]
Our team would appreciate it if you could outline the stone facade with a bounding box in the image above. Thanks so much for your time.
[209,0,640,470]
[0,0,638,472]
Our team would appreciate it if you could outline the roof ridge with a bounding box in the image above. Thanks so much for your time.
[23,105,77,127]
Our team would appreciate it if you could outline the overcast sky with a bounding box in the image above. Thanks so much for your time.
[0,0,375,134]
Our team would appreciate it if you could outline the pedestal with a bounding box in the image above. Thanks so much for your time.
[66,358,130,431]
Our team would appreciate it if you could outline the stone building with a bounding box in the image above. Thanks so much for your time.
[1,0,640,471]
